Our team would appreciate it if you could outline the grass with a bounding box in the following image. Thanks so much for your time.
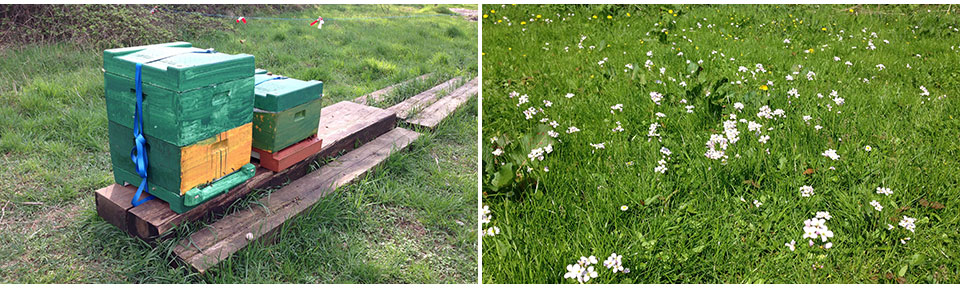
[480,4,960,284]
[0,4,477,283]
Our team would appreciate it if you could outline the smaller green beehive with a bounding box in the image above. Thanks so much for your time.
[252,74,323,152]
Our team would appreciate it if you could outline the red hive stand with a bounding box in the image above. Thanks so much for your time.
[252,134,323,172]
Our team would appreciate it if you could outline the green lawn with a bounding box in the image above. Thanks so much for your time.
[0,4,477,283]
[481,4,960,284]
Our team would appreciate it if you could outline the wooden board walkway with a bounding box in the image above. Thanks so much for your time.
[96,101,396,240]
[173,128,420,273]
[387,77,463,119]
[406,78,478,130]
[353,73,433,105]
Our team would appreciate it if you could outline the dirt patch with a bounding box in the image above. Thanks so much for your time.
[450,8,478,21]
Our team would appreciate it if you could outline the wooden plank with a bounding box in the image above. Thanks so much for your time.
[316,101,397,158]
[253,136,323,172]
[95,184,144,234]
[174,128,420,273]
[353,73,433,105]
[406,78,478,130]
[386,77,463,119]
[115,101,396,240]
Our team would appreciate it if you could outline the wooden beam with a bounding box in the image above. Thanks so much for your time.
[98,101,397,240]
[174,128,420,273]
[387,77,463,119]
[406,78,477,130]
[353,73,433,105]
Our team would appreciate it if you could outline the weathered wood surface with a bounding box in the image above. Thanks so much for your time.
[174,128,420,273]
[316,101,397,159]
[98,101,397,240]
[353,73,433,105]
[386,77,463,119]
[406,78,478,130]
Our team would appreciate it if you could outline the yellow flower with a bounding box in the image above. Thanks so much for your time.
[627,13,631,17]
[481,52,486,56]
[521,21,526,25]
[808,48,814,53]
[592,15,597,19]
[483,14,488,19]
[497,19,502,23]
[821,27,827,31]
[664,31,669,35]
[490,9,495,13]
[673,14,677,17]
[590,75,595,78]
[607,15,612,19]
[849,8,854,13]
[536,14,542,19]
[508,47,512,50]
[668,9,674,14]
[760,85,769,91]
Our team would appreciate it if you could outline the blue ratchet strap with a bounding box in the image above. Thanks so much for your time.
[129,48,218,207]
[255,76,288,86]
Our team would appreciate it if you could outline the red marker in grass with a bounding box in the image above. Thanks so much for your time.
[310,16,324,29]
[237,16,246,24]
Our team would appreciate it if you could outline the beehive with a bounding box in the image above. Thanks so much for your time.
[104,42,257,213]
[104,44,255,146]
[251,74,323,152]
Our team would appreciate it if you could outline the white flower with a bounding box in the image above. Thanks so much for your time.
[899,215,916,232]
[612,121,624,132]
[517,94,529,106]
[590,142,606,150]
[785,240,796,251]
[566,126,581,134]
[815,211,832,220]
[876,187,893,196]
[800,185,815,197]
[733,102,744,111]
[833,97,844,106]
[649,91,664,105]
[603,253,626,273]
[544,100,553,107]
[787,88,800,98]
[484,226,501,237]
[548,130,559,138]
[685,105,695,113]
[864,145,872,152]
[481,205,492,224]
[620,205,628,211]
[870,200,883,211]
[654,159,668,174]
[747,121,763,133]
[920,86,930,96]
[845,61,853,66]
[821,149,840,160]
[509,91,519,98]
[565,93,575,98]
[802,115,812,122]
[492,148,503,156]
[876,64,886,71]
[753,200,762,208]
[758,135,770,144]
[815,125,823,130]
[783,38,791,44]
[648,123,661,138]
[610,103,623,113]
[660,147,672,156]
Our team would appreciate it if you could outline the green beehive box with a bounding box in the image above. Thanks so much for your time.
[103,44,256,146]
[108,121,255,214]
[252,74,323,152]
[253,74,323,112]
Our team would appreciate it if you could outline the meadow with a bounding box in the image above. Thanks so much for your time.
[481,4,960,283]
[0,4,477,283]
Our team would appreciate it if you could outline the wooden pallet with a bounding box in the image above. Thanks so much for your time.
[95,101,396,240]
[174,128,419,272]
[353,73,433,105]
[406,78,478,130]
[387,76,463,119]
